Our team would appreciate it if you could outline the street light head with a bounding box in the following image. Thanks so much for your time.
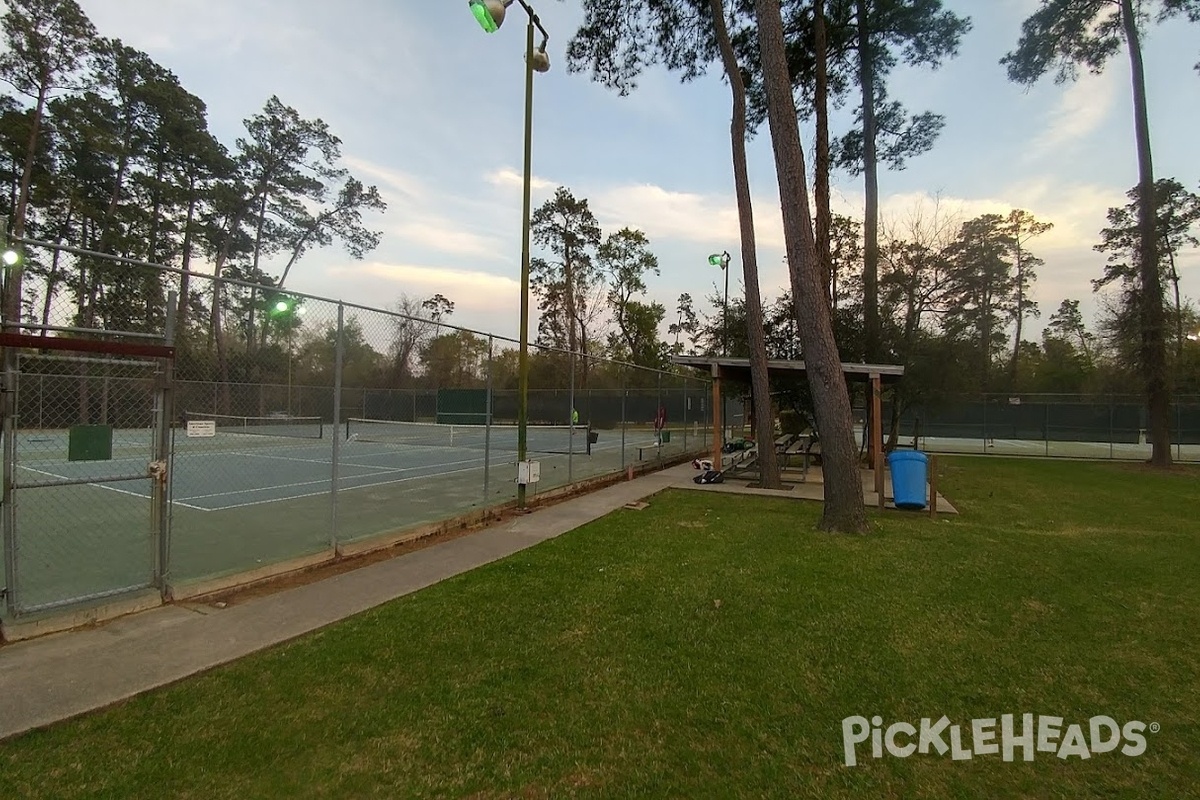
[468,0,507,32]
[530,43,550,73]
[2,249,19,267]
[708,251,730,270]
[275,300,290,313]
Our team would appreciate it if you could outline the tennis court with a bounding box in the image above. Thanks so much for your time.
[1,414,707,614]
[12,415,668,513]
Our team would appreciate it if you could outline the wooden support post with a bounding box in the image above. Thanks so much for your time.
[929,454,939,519]
[871,373,884,509]
[711,364,723,469]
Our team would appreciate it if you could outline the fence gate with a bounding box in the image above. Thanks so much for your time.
[1,325,174,617]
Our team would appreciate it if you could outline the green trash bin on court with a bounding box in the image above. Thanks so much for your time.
[661,430,671,443]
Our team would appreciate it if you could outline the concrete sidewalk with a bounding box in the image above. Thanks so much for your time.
[0,464,694,742]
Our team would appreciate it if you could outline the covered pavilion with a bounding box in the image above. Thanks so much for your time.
[671,356,905,504]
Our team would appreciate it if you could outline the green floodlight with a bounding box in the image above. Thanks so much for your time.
[708,252,730,269]
[2,249,19,267]
[274,299,290,313]
[469,0,507,32]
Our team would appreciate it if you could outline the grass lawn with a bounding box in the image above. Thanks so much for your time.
[2,458,1198,799]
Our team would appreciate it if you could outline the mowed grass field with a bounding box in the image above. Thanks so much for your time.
[1,458,1198,799]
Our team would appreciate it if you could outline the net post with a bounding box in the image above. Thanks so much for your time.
[330,303,345,550]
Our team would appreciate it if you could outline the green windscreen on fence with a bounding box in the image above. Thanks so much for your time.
[436,388,488,425]
[67,424,113,462]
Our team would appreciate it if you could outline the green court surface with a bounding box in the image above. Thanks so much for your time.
[1,424,709,614]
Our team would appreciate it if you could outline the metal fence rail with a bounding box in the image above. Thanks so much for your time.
[1,239,712,618]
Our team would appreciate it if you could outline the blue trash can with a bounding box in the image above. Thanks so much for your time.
[887,449,928,510]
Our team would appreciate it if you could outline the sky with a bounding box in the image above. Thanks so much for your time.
[66,0,1200,346]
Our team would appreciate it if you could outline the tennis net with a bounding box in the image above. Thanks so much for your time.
[345,418,591,455]
[184,412,324,440]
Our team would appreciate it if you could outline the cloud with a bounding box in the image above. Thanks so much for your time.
[388,218,506,261]
[330,261,517,306]
[1029,70,1119,156]
[343,156,425,200]
[589,182,785,249]
[484,168,556,192]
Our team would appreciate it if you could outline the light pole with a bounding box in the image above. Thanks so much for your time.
[271,296,305,416]
[469,0,550,510]
[708,251,731,356]
[708,251,731,446]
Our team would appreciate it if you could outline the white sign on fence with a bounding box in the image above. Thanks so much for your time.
[186,419,216,438]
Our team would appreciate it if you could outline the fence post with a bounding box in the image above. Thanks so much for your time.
[682,377,689,454]
[982,394,989,454]
[1109,397,1114,460]
[1176,402,1182,463]
[568,348,575,484]
[330,303,344,550]
[153,291,177,592]
[1044,401,1050,457]
[1,307,15,615]
[484,336,493,502]
[621,366,628,470]
[656,370,663,457]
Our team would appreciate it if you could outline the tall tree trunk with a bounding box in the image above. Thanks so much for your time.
[710,0,781,488]
[246,184,271,354]
[1010,247,1024,387]
[178,179,198,333]
[814,0,833,308]
[981,290,992,392]
[754,0,868,533]
[856,0,880,363]
[6,85,49,325]
[1167,242,1182,362]
[211,277,231,413]
[39,203,76,338]
[1121,0,1170,466]
[209,208,247,413]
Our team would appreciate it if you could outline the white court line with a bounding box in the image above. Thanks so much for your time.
[16,464,210,512]
[201,460,499,511]
[169,450,506,501]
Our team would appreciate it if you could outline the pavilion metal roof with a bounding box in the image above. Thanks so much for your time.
[671,355,904,383]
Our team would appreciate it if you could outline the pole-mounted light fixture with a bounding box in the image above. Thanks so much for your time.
[708,252,731,270]
[270,295,306,317]
[531,36,550,72]
[468,0,550,511]
[468,0,509,32]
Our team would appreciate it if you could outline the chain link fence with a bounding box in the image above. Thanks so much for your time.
[1,240,711,617]
[888,394,1200,461]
